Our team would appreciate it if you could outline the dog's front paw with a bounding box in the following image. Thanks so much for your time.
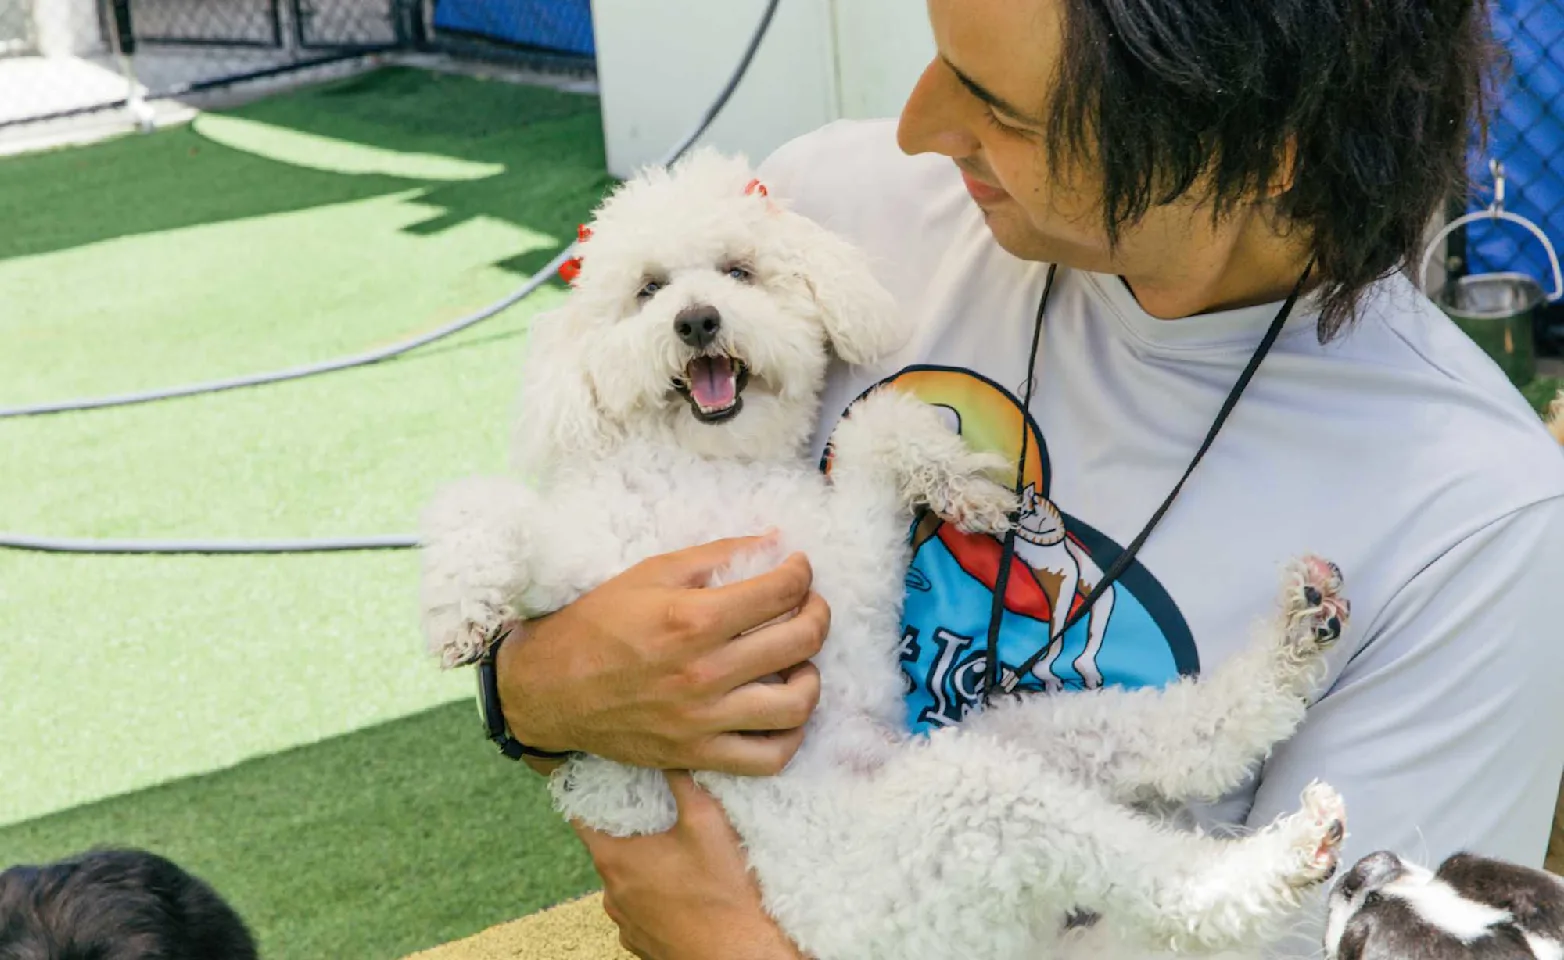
[914,445,1018,535]
[1277,781,1348,888]
[1279,555,1350,657]
[926,465,1019,536]
[427,594,516,668]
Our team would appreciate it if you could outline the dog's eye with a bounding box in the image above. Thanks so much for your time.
[636,280,663,301]
[726,264,754,283]
[1362,892,1382,909]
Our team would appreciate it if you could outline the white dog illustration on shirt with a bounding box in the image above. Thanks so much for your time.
[1011,482,1117,690]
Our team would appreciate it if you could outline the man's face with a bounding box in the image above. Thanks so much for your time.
[897,0,1212,279]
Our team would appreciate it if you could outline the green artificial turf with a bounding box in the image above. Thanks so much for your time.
[1522,374,1564,414]
[0,65,606,407]
[0,701,599,960]
[0,65,614,831]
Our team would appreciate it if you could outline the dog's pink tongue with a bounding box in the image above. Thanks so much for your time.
[689,356,737,409]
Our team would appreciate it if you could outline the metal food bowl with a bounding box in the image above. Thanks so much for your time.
[1431,272,1544,386]
[1420,163,1562,389]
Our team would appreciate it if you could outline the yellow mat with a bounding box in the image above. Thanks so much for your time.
[404,892,633,960]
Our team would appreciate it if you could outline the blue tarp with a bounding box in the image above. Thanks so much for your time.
[431,0,595,57]
[1465,0,1564,288]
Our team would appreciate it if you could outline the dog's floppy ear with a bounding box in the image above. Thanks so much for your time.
[774,210,910,366]
[510,304,619,478]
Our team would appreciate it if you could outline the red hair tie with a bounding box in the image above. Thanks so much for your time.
[559,224,593,284]
[745,178,769,197]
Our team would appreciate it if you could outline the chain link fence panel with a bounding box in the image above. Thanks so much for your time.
[0,0,594,131]
[0,0,37,55]
[133,0,282,45]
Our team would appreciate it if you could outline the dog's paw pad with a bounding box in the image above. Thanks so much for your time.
[1281,555,1350,653]
[1283,782,1347,887]
[442,596,515,667]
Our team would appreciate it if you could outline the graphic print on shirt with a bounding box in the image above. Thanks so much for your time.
[825,366,1198,734]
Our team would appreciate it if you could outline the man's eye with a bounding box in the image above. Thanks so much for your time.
[637,280,663,300]
[727,265,754,283]
[984,106,1034,137]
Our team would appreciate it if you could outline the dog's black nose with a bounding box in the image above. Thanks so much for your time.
[675,305,721,349]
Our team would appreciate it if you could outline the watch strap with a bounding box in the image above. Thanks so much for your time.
[477,623,575,761]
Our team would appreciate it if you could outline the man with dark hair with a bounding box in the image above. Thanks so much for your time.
[0,848,257,960]
[488,1,1564,956]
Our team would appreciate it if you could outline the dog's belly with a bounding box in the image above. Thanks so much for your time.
[558,451,904,708]
[545,440,917,799]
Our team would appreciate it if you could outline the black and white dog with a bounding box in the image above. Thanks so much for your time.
[0,847,256,960]
[1326,850,1564,959]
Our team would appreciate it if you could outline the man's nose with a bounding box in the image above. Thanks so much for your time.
[897,58,984,161]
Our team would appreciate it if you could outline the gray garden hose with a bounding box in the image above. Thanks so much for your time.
[0,246,578,421]
[0,0,781,555]
[0,533,423,555]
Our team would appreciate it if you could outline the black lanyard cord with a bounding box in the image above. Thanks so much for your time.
[981,263,1058,698]
[984,256,1317,702]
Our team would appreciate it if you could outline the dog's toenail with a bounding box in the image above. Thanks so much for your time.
[1304,586,1322,606]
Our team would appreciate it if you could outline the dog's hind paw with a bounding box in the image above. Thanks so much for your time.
[1143,782,1347,954]
[1279,555,1350,656]
[1279,781,1348,888]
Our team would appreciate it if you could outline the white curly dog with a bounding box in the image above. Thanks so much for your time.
[418,148,1352,960]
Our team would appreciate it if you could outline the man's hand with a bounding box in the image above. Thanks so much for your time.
[577,772,807,960]
[497,535,829,775]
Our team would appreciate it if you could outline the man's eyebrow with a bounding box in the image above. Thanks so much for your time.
[943,56,1041,124]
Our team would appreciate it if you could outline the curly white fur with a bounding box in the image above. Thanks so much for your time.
[1546,389,1564,446]
[418,148,1352,960]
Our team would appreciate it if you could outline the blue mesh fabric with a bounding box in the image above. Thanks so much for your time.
[1465,0,1564,289]
[431,0,595,56]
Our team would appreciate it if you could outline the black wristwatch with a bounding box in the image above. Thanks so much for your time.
[475,623,576,762]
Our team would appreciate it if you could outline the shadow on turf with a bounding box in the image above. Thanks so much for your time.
[0,699,598,960]
[1,67,615,278]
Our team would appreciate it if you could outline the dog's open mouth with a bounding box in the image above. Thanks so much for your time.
[674,355,750,423]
